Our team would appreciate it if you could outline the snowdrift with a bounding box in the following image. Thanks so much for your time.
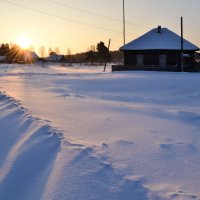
[0,91,151,200]
[0,92,62,199]
[1,64,200,200]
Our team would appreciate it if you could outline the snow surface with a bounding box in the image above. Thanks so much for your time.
[0,63,200,200]
[120,27,199,51]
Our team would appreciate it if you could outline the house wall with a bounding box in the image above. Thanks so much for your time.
[124,50,196,71]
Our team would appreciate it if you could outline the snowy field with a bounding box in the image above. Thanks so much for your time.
[0,63,200,200]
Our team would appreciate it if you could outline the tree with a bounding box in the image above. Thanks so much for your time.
[67,48,71,61]
[87,45,95,52]
[29,45,35,52]
[49,51,57,56]
[39,46,45,58]
[0,43,10,56]
[54,47,60,54]
[48,48,53,55]
[7,44,22,63]
[96,41,110,63]
[86,50,96,65]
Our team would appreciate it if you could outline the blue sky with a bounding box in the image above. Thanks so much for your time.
[0,0,199,55]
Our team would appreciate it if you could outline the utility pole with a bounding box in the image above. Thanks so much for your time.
[123,0,126,45]
[181,16,184,72]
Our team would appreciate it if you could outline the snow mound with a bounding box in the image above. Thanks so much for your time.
[0,92,155,200]
[0,91,62,200]
[42,145,152,200]
[1,65,200,199]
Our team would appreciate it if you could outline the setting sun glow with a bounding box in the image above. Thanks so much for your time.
[16,37,31,49]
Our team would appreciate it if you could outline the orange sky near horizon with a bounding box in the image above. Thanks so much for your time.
[0,0,200,56]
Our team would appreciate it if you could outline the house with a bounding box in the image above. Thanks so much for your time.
[0,56,6,63]
[112,26,199,72]
[46,53,67,63]
[24,51,40,63]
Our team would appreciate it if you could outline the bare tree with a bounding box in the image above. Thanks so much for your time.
[86,45,96,65]
[48,48,53,56]
[39,46,45,58]
[9,42,15,49]
[54,47,60,54]
[67,48,71,61]
[87,45,96,52]
[29,45,35,52]
[90,45,96,52]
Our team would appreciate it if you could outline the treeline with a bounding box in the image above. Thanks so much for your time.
[0,41,124,64]
[70,41,123,64]
[47,41,123,64]
[0,43,25,63]
[70,50,123,64]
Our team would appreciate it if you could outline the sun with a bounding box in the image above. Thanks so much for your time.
[16,37,31,49]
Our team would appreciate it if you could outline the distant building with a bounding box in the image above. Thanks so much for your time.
[46,53,66,62]
[0,56,6,63]
[24,51,40,63]
[112,26,199,72]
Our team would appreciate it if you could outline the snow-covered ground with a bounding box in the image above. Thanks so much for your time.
[0,64,200,200]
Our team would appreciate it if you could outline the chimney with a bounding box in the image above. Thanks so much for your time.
[157,25,162,34]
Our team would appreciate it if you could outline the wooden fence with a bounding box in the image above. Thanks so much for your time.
[112,65,193,72]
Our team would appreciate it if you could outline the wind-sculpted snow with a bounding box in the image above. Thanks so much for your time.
[1,64,200,199]
[0,92,62,199]
[42,145,151,200]
[0,92,154,200]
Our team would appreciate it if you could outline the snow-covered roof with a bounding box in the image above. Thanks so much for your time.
[120,27,199,51]
[47,54,65,61]
[24,51,40,60]
[30,52,40,59]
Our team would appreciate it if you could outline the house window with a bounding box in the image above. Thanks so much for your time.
[159,54,167,66]
[144,54,159,65]
[136,54,144,65]
[126,54,136,65]
[167,54,178,66]
[183,54,191,67]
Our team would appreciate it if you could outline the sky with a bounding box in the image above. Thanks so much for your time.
[0,0,200,56]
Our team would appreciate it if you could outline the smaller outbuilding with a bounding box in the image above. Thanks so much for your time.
[113,26,199,72]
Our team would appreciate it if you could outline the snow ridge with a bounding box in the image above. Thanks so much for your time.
[0,91,62,200]
[0,91,150,200]
[1,82,200,200]
[0,91,162,200]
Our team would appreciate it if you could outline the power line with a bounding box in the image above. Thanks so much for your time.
[0,0,134,35]
[47,0,151,28]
